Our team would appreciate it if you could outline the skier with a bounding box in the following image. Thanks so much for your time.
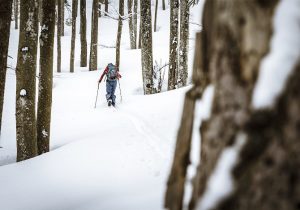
[98,63,122,107]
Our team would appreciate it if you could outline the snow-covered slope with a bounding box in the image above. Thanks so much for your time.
[0,1,203,209]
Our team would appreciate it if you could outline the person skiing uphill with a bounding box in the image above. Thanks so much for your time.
[98,63,122,107]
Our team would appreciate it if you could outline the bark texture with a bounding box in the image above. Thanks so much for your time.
[70,0,78,73]
[128,0,135,49]
[80,0,87,67]
[177,0,189,88]
[115,0,124,67]
[61,0,64,35]
[0,0,13,137]
[140,0,153,94]
[16,0,39,161]
[133,0,138,48]
[37,0,55,154]
[168,0,179,90]
[14,0,19,29]
[89,0,98,71]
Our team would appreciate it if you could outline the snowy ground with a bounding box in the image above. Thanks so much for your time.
[0,1,204,210]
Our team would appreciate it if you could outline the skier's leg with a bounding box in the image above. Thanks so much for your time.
[111,80,117,106]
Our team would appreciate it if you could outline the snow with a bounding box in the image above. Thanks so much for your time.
[196,133,247,210]
[20,89,27,96]
[252,0,300,109]
[0,1,204,210]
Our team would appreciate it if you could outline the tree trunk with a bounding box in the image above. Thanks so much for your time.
[177,0,189,88]
[115,0,124,67]
[162,0,166,10]
[0,0,13,137]
[14,0,19,29]
[154,0,158,32]
[61,0,65,36]
[105,0,108,15]
[128,0,135,49]
[98,2,101,17]
[80,0,87,67]
[138,11,141,49]
[38,0,43,26]
[168,0,179,90]
[57,0,62,72]
[70,0,78,73]
[89,0,98,71]
[140,0,153,94]
[133,0,138,48]
[16,0,39,161]
[37,0,55,155]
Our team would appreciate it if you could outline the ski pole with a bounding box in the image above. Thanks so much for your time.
[117,79,123,103]
[94,82,100,108]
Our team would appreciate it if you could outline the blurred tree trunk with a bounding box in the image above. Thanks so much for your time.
[168,0,179,90]
[14,0,19,29]
[105,0,108,15]
[38,0,43,26]
[89,0,98,71]
[0,0,13,137]
[61,0,65,36]
[177,0,189,88]
[70,0,78,73]
[37,0,55,155]
[154,0,158,32]
[80,0,87,67]
[162,0,165,10]
[115,0,124,67]
[57,0,62,72]
[128,0,135,49]
[16,0,39,161]
[140,0,153,94]
[133,0,138,48]
[98,1,101,17]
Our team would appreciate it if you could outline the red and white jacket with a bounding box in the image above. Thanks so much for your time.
[98,66,122,83]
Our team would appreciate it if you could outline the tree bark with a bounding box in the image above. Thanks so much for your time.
[140,0,153,94]
[37,0,55,155]
[177,0,189,88]
[128,0,135,49]
[168,0,179,90]
[0,0,13,137]
[89,0,98,71]
[57,0,62,72]
[154,0,158,32]
[162,0,166,10]
[133,0,138,48]
[115,0,124,67]
[70,0,78,73]
[80,0,87,67]
[14,0,19,29]
[61,0,64,36]
[16,0,39,161]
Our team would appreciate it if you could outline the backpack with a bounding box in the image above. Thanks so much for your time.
[106,63,118,81]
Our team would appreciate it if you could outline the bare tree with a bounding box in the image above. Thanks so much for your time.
[37,0,55,154]
[168,0,179,90]
[0,0,13,137]
[80,0,87,67]
[16,0,39,161]
[127,0,135,49]
[140,0,153,94]
[133,0,138,48]
[177,0,189,88]
[61,0,65,35]
[57,0,62,72]
[70,0,78,73]
[89,0,98,71]
[105,0,108,15]
[154,0,158,32]
[115,0,124,67]
[162,0,166,10]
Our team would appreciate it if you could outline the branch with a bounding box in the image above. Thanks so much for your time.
[99,9,134,21]
[189,22,202,28]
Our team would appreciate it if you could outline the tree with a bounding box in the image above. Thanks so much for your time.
[140,0,153,94]
[70,0,78,73]
[162,0,166,10]
[104,0,108,15]
[14,0,19,29]
[115,0,124,67]
[89,0,98,71]
[177,0,189,88]
[61,0,65,36]
[80,0,87,67]
[0,0,13,137]
[37,0,55,154]
[154,0,158,32]
[133,0,138,48]
[127,0,135,49]
[16,0,39,161]
[168,0,179,90]
[57,0,62,72]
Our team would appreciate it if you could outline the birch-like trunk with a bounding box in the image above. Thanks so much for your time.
[37,0,55,154]
[16,0,39,161]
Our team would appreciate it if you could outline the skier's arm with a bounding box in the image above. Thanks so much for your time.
[117,71,122,79]
[99,67,108,83]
